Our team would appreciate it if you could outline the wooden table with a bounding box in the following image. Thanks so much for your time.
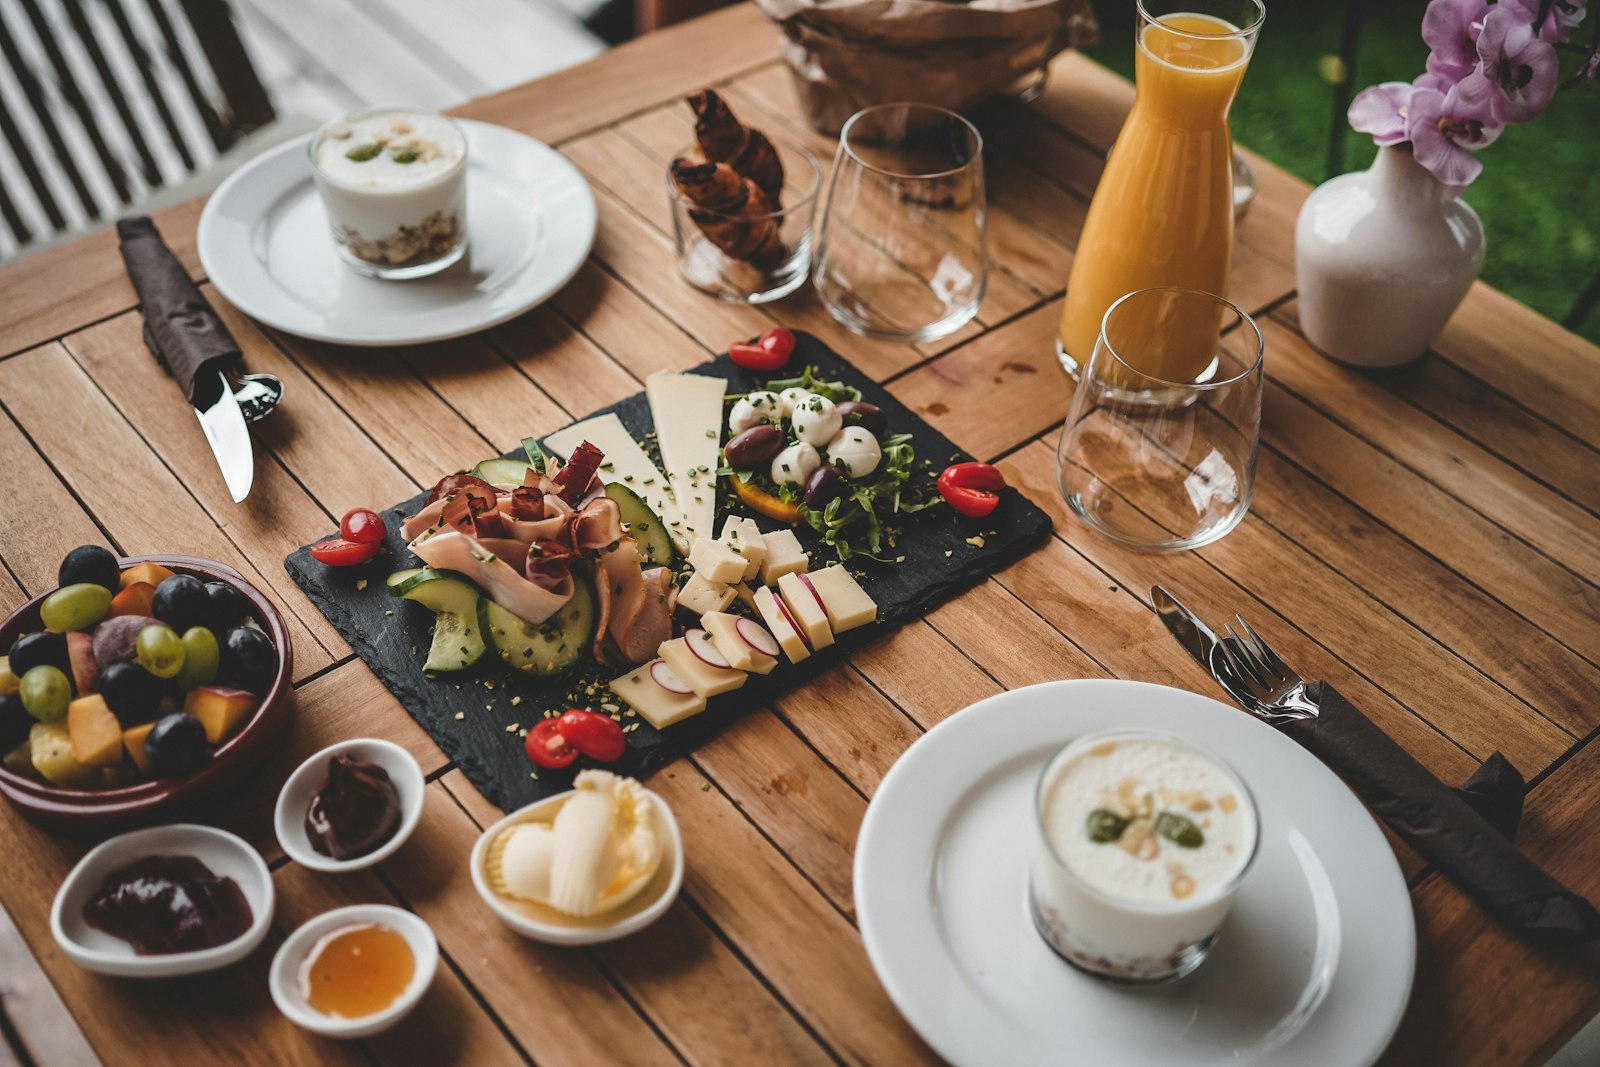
[2,6,1598,1064]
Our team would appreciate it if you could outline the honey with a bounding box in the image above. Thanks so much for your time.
[299,923,414,1018]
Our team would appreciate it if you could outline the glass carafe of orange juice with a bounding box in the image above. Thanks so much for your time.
[1058,0,1264,382]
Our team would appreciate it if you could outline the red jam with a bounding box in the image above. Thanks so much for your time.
[83,855,252,955]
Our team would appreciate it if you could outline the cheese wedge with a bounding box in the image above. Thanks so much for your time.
[658,637,748,697]
[646,372,725,546]
[719,516,766,582]
[702,612,779,674]
[759,528,809,585]
[753,585,809,663]
[610,661,706,728]
[544,414,681,548]
[688,537,749,584]
[804,565,878,632]
[678,572,735,616]
[777,572,834,650]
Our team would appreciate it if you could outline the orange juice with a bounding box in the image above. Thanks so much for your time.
[1059,6,1261,383]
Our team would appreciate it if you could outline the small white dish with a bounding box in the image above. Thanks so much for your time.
[198,119,596,346]
[51,823,274,978]
[855,679,1416,1067]
[269,904,437,1040]
[274,738,425,873]
[469,785,683,945]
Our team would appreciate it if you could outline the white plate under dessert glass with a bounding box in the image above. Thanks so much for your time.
[198,120,596,346]
[855,679,1415,1067]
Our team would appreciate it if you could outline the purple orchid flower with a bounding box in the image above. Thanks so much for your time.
[1348,82,1416,145]
[1477,5,1560,120]
[1422,0,1496,83]
[1509,0,1588,45]
[1406,74,1504,190]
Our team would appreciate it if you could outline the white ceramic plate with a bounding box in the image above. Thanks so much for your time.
[855,679,1415,1067]
[198,120,596,346]
[274,738,426,873]
[269,903,437,1039]
[52,823,274,977]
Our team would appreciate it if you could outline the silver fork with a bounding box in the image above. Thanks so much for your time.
[1210,614,1321,725]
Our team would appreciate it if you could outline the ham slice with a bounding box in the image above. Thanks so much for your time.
[411,531,571,624]
[402,498,449,541]
[571,496,624,553]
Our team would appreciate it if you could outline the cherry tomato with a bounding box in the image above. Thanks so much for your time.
[526,718,578,769]
[937,462,1005,518]
[340,507,386,544]
[728,327,795,372]
[309,537,383,566]
[556,708,627,762]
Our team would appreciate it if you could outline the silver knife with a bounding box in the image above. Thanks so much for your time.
[1151,585,1220,670]
[191,366,254,502]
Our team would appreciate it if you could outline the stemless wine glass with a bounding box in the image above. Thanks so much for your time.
[1056,288,1264,552]
[813,103,987,342]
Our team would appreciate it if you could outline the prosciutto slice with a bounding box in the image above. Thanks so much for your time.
[410,531,571,624]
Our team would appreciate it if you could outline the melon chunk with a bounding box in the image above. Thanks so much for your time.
[120,562,175,589]
[184,686,257,743]
[30,722,96,787]
[123,721,156,773]
[68,694,124,768]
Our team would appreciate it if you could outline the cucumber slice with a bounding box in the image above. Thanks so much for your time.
[522,437,548,475]
[386,567,471,599]
[472,457,533,485]
[478,576,596,676]
[605,483,674,566]
[395,571,485,672]
[386,568,425,596]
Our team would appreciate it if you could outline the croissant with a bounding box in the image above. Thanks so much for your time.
[688,90,785,209]
[670,158,786,269]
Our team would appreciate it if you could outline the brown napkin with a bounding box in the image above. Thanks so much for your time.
[116,216,239,406]
[1282,682,1599,947]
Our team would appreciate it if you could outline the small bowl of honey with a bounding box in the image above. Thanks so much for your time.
[268,904,437,1039]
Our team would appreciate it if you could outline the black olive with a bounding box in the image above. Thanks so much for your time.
[151,574,211,632]
[218,627,278,694]
[8,632,69,677]
[723,424,785,470]
[804,464,846,508]
[0,693,29,752]
[98,661,171,726]
[203,582,251,630]
[144,712,210,778]
[835,401,887,437]
[57,545,121,593]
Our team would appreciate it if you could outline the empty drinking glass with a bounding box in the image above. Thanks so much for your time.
[1056,288,1263,552]
[813,103,987,342]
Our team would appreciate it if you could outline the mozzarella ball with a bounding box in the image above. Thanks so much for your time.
[792,394,842,447]
[771,442,821,489]
[777,387,814,418]
[825,426,882,478]
[729,391,783,435]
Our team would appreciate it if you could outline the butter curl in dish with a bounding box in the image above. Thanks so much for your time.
[471,771,683,945]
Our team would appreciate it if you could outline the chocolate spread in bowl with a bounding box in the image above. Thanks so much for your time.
[305,754,401,860]
[84,855,253,955]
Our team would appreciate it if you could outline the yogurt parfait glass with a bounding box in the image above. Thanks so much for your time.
[1029,728,1260,984]
[310,107,468,279]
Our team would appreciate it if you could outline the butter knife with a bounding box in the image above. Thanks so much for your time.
[117,217,254,502]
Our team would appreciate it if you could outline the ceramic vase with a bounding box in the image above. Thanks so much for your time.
[1294,144,1485,368]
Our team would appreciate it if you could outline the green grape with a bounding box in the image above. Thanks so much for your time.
[19,666,71,723]
[175,627,220,690]
[39,583,112,632]
[135,625,185,680]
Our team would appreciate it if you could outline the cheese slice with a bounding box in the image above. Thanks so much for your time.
[778,572,834,650]
[689,537,749,584]
[702,612,778,674]
[678,572,735,616]
[759,528,809,586]
[804,565,878,632]
[646,372,725,547]
[610,661,706,729]
[545,414,681,549]
[720,516,765,582]
[658,637,748,697]
[753,586,809,664]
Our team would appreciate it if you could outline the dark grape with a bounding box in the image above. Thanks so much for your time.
[0,693,29,752]
[218,627,277,693]
[98,662,169,725]
[9,632,68,677]
[203,582,250,630]
[151,574,210,632]
[57,545,120,593]
[144,712,209,778]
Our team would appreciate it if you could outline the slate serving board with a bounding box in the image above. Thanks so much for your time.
[286,333,1052,813]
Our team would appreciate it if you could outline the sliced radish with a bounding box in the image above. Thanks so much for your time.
[650,660,695,695]
[685,628,732,669]
[772,595,810,649]
[735,617,781,657]
[797,572,827,614]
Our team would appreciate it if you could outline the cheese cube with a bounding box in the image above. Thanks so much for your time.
[733,583,759,611]
[702,612,779,675]
[689,537,750,584]
[611,661,707,729]
[777,573,834,650]
[720,516,766,582]
[658,637,748,697]
[802,565,878,632]
[759,529,809,585]
[678,572,735,616]
[753,586,809,663]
